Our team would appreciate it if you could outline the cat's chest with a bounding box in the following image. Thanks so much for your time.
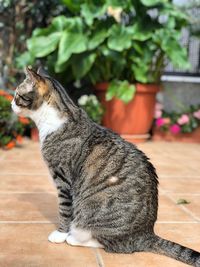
[41,135,83,169]
[41,140,74,175]
[42,143,62,168]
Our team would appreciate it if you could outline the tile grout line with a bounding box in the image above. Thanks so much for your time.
[156,221,200,224]
[165,193,200,223]
[160,193,200,196]
[0,160,43,163]
[159,185,200,196]
[0,221,58,224]
[159,176,200,179]
[0,191,56,194]
[0,173,48,176]
[93,248,105,267]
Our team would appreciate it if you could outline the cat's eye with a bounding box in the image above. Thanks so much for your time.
[17,93,32,102]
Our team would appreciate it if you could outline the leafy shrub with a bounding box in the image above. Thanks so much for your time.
[0,90,30,148]
[18,0,190,102]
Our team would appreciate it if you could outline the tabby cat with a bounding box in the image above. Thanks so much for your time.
[12,67,200,266]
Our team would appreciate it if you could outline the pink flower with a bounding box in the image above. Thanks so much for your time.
[155,102,163,111]
[156,118,165,127]
[170,124,181,134]
[193,110,200,120]
[177,114,189,125]
[154,109,162,119]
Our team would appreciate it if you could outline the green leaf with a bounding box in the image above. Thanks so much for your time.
[65,17,83,32]
[106,80,136,103]
[32,16,72,37]
[27,32,61,58]
[61,0,83,12]
[72,53,96,79]
[57,30,87,65]
[131,64,149,83]
[51,16,69,31]
[106,82,117,101]
[32,26,55,37]
[108,24,133,52]
[106,0,132,8]
[55,59,71,73]
[161,3,189,22]
[81,3,107,26]
[140,0,167,7]
[132,42,143,55]
[88,24,108,50]
[153,29,190,69]
[130,46,153,83]
[131,23,152,41]
[177,199,190,205]
[167,46,190,69]
[118,83,136,103]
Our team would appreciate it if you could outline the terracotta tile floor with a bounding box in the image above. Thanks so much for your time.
[0,139,200,267]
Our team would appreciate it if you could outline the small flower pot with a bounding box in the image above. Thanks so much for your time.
[95,82,160,143]
[153,127,200,143]
[31,128,39,141]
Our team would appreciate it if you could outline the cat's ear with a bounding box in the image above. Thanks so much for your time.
[37,66,50,78]
[25,66,44,85]
[25,66,48,96]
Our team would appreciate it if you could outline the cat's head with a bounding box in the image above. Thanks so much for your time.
[11,66,78,119]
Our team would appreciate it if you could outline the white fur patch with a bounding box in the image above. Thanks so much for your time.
[30,102,66,143]
[70,225,92,242]
[12,99,66,143]
[11,100,25,116]
[66,234,103,248]
[66,225,104,248]
[108,176,119,184]
[48,230,69,243]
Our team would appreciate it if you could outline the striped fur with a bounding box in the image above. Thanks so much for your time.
[13,67,200,266]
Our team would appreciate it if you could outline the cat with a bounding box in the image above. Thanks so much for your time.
[12,66,200,266]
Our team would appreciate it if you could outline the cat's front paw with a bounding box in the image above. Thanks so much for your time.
[48,230,69,243]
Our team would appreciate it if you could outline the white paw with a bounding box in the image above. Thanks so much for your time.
[66,234,80,246]
[48,230,69,243]
[66,234,104,248]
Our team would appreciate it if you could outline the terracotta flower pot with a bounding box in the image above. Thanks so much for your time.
[95,82,160,143]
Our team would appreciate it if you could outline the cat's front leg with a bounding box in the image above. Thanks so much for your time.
[48,185,72,243]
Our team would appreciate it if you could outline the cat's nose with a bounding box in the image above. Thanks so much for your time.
[11,100,15,112]
[11,99,14,108]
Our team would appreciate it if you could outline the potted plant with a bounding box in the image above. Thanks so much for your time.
[17,0,190,142]
[0,89,30,149]
[153,102,200,143]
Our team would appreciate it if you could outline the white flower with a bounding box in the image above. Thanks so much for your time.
[107,6,122,23]
[78,95,88,106]
[88,95,98,105]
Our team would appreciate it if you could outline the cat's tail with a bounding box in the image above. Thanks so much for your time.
[140,234,200,266]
